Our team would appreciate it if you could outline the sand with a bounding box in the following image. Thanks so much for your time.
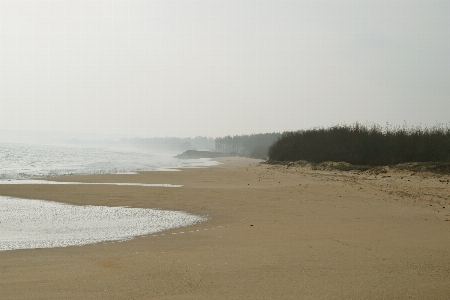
[0,157,449,299]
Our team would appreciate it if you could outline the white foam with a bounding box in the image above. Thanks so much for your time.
[0,196,206,251]
[0,180,182,187]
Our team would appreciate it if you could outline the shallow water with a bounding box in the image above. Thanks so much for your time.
[0,196,206,251]
[0,180,182,187]
[0,143,213,251]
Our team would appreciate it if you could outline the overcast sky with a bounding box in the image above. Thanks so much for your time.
[0,0,449,139]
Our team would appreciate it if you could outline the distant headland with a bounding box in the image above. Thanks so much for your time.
[175,150,234,159]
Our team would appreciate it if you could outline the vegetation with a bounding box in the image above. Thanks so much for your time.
[215,133,281,159]
[392,161,450,174]
[268,123,450,166]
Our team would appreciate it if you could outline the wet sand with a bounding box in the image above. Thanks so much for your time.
[0,157,449,299]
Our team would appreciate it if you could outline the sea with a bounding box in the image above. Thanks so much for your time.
[0,143,216,251]
[0,143,219,180]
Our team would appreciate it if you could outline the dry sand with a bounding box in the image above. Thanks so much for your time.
[0,157,449,299]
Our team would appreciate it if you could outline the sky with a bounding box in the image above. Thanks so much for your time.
[0,0,449,139]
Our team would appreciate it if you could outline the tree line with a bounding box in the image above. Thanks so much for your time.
[120,136,215,151]
[215,133,281,159]
[268,123,450,165]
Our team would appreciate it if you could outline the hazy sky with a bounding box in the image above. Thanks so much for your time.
[0,0,449,138]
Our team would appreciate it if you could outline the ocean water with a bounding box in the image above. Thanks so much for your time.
[0,143,215,251]
[0,143,219,180]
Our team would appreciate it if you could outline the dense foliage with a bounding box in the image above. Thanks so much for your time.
[215,133,281,159]
[268,123,450,165]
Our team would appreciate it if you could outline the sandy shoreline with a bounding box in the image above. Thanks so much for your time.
[1,157,449,299]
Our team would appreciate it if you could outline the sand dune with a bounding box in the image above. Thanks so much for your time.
[0,157,449,299]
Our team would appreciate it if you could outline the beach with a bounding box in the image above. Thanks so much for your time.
[0,157,449,299]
